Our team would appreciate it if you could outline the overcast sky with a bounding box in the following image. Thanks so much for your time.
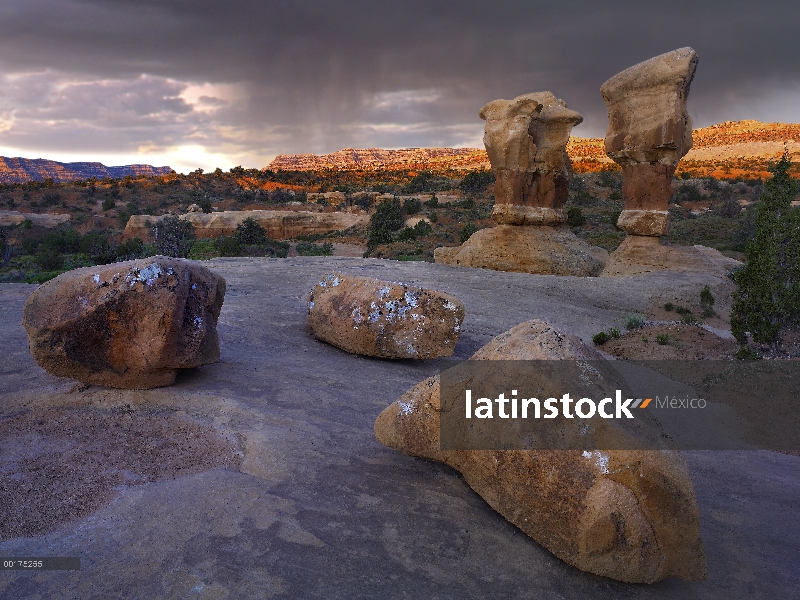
[0,1,798,173]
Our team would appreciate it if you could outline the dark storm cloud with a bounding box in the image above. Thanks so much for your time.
[0,0,798,168]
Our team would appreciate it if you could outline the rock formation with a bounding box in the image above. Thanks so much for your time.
[375,320,707,583]
[482,92,583,226]
[0,156,170,184]
[434,225,607,276]
[600,47,698,236]
[307,272,464,359]
[435,93,607,275]
[123,210,368,242]
[23,257,226,389]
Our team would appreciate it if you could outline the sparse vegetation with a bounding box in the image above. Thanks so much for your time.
[592,331,609,345]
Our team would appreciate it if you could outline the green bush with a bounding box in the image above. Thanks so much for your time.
[609,327,621,339]
[296,241,333,256]
[459,222,479,244]
[153,215,196,258]
[664,302,674,311]
[115,237,148,261]
[35,246,64,271]
[102,197,116,211]
[731,152,800,345]
[367,200,404,250]
[80,230,114,264]
[624,314,646,329]
[216,236,241,257]
[189,239,219,260]
[566,206,585,227]
[592,331,609,345]
[235,217,267,245]
[403,198,421,215]
[656,334,670,345]
[700,285,715,317]
[459,170,495,195]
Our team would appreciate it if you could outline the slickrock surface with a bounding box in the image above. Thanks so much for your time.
[480,92,582,226]
[307,272,464,358]
[124,210,367,242]
[434,225,607,276]
[0,257,796,598]
[375,320,706,583]
[22,256,225,389]
[601,48,698,236]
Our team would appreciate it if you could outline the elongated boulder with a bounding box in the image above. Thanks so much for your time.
[601,48,698,236]
[307,272,464,358]
[480,92,583,226]
[375,320,707,583]
[23,257,226,389]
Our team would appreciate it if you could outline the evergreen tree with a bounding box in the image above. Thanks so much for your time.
[731,152,800,346]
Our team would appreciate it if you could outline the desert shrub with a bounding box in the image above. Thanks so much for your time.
[597,169,622,189]
[235,217,267,245]
[624,314,646,329]
[41,191,61,207]
[396,226,417,242]
[216,236,241,257]
[115,237,148,261]
[609,327,621,339]
[354,196,371,211]
[188,239,218,260]
[700,285,715,317]
[413,219,433,237]
[43,228,81,254]
[567,206,585,227]
[403,197,421,215]
[679,172,691,180]
[656,334,670,345]
[79,230,113,264]
[198,198,213,214]
[427,210,438,223]
[569,190,599,206]
[731,152,800,345]
[21,219,32,230]
[296,241,333,256]
[592,331,609,345]
[569,176,585,192]
[423,195,439,209]
[367,200,404,250]
[719,187,741,218]
[153,215,195,258]
[459,222,479,244]
[675,183,702,202]
[664,302,674,311]
[270,188,295,204]
[459,170,495,195]
[35,246,64,271]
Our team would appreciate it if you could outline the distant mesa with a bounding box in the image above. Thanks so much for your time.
[269,121,800,179]
[0,156,171,184]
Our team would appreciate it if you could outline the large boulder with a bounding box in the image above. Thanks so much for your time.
[601,48,698,236]
[22,257,226,389]
[123,210,368,242]
[307,272,464,359]
[601,235,742,277]
[375,320,707,583]
[480,92,583,226]
[434,225,607,276]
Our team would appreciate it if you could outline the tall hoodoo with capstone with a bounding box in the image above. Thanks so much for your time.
[600,47,698,236]
[481,92,584,226]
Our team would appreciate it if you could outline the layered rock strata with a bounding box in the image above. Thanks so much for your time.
[481,92,583,226]
[124,210,367,242]
[601,47,698,236]
[23,257,226,389]
[307,272,464,359]
[375,320,707,583]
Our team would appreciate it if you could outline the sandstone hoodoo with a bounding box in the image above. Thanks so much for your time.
[375,320,707,584]
[23,257,226,389]
[307,272,465,359]
[601,47,698,237]
[482,92,583,226]
[435,92,607,276]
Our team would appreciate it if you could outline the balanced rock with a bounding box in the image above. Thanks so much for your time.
[307,272,464,359]
[480,92,583,226]
[601,48,698,236]
[23,257,226,389]
[375,320,707,583]
[434,225,607,276]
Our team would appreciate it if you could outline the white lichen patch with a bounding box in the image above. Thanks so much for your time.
[581,450,610,474]
[351,307,363,324]
[93,274,101,285]
[404,291,419,308]
[443,300,458,311]
[398,400,414,415]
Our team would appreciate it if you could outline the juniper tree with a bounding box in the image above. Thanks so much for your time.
[730,152,800,346]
